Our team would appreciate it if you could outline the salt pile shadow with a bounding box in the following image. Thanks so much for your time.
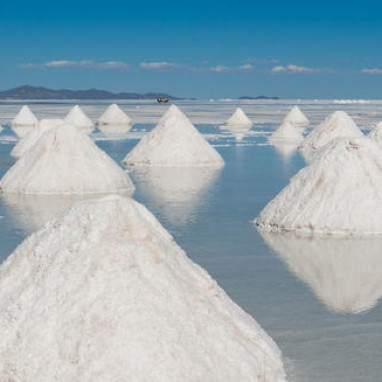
[131,166,222,227]
[259,229,382,314]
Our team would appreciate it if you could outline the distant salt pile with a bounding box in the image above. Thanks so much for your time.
[11,118,64,158]
[255,137,382,235]
[368,121,382,147]
[225,108,252,126]
[64,105,94,133]
[269,121,304,144]
[1,124,134,194]
[283,106,309,127]
[123,105,224,167]
[260,230,382,314]
[98,103,132,127]
[300,111,363,153]
[11,105,39,137]
[0,196,286,381]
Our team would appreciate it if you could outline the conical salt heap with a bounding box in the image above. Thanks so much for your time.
[368,121,382,147]
[0,195,286,381]
[259,230,382,314]
[123,105,224,167]
[255,137,382,235]
[0,124,134,194]
[225,108,252,126]
[11,105,39,137]
[300,111,363,153]
[268,121,304,144]
[11,118,64,158]
[283,106,309,127]
[64,105,94,134]
[98,103,132,127]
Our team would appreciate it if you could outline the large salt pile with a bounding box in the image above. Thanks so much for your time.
[0,195,286,381]
[64,105,94,133]
[98,103,132,127]
[283,106,309,127]
[300,111,363,153]
[268,121,304,143]
[259,230,382,314]
[368,121,382,147]
[11,105,39,137]
[0,124,134,194]
[123,105,224,167]
[225,107,252,126]
[11,118,64,158]
[255,137,382,235]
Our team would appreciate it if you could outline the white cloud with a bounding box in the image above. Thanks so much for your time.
[139,62,186,71]
[237,64,254,72]
[209,65,230,73]
[362,68,382,74]
[246,58,279,65]
[271,64,330,74]
[21,60,130,70]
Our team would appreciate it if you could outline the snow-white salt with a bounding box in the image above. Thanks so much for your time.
[0,124,134,194]
[225,108,252,126]
[122,105,224,167]
[64,105,94,134]
[97,103,132,127]
[283,106,309,127]
[11,105,39,137]
[255,137,382,235]
[0,195,286,381]
[268,121,304,144]
[368,121,382,147]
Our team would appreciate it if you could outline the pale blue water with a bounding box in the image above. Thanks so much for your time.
[1,100,382,381]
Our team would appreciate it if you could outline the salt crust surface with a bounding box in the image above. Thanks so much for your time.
[283,106,309,127]
[97,103,132,127]
[0,124,134,194]
[268,121,304,144]
[368,121,382,146]
[255,137,382,235]
[123,105,224,167]
[260,230,382,314]
[64,105,94,134]
[0,195,286,381]
[300,111,363,153]
[226,108,252,125]
[11,106,39,137]
[11,119,64,158]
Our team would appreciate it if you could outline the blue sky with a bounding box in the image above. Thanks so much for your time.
[0,0,381,98]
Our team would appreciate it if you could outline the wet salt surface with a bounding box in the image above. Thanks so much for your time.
[1,100,382,381]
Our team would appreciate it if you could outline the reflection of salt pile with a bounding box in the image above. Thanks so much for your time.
[255,137,382,235]
[11,105,39,137]
[131,166,221,226]
[368,121,382,147]
[0,125,3,133]
[272,142,300,163]
[123,105,224,167]
[300,111,363,153]
[269,121,304,144]
[64,105,94,133]
[260,230,382,314]
[0,196,286,381]
[0,124,134,194]
[283,106,309,127]
[11,118,64,158]
[225,108,252,126]
[98,103,132,127]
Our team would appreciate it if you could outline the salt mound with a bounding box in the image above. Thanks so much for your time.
[283,106,309,127]
[64,105,94,133]
[123,105,224,167]
[300,111,363,152]
[368,121,382,147]
[0,124,134,194]
[226,108,252,126]
[259,230,382,314]
[11,106,39,137]
[98,103,132,127]
[269,121,304,143]
[255,137,382,235]
[0,195,286,381]
[11,118,64,158]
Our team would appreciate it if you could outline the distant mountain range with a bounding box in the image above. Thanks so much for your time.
[0,86,178,100]
[238,95,279,100]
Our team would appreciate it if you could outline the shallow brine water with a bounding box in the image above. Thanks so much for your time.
[1,99,382,381]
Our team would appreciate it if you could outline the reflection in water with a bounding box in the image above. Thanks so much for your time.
[131,166,222,227]
[1,192,133,234]
[97,124,132,134]
[270,142,299,163]
[220,123,252,141]
[298,147,315,164]
[258,229,382,314]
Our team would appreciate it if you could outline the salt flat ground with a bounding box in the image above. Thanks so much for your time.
[1,99,382,381]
